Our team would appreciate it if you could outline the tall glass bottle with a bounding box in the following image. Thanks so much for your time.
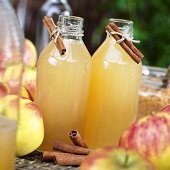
[35,15,91,150]
[36,0,72,55]
[13,0,44,42]
[84,19,142,148]
[0,0,24,169]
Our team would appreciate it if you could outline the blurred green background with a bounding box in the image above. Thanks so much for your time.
[13,0,170,67]
[69,0,170,67]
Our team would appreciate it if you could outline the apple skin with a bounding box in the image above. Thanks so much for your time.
[23,39,37,67]
[0,83,9,98]
[0,65,36,101]
[0,95,44,156]
[119,112,170,170]
[80,146,155,170]
[161,105,170,114]
[22,66,36,101]
[21,86,32,100]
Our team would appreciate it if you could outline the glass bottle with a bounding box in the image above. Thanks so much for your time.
[36,0,72,55]
[84,19,142,148]
[0,0,24,169]
[138,65,170,118]
[13,0,44,42]
[35,15,91,150]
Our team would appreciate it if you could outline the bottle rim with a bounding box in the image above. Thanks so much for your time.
[57,15,84,37]
[109,18,134,39]
[109,18,133,25]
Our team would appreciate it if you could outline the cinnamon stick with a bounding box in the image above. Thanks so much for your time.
[54,152,86,166]
[109,22,144,59]
[69,130,88,148]
[42,151,56,162]
[53,141,90,155]
[43,16,66,55]
[42,151,86,166]
[105,25,141,64]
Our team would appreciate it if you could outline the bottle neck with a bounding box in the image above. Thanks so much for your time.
[57,15,84,40]
[107,18,134,41]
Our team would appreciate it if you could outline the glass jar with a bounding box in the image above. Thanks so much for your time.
[0,0,24,169]
[84,19,142,148]
[36,0,72,55]
[35,15,91,150]
[138,65,170,118]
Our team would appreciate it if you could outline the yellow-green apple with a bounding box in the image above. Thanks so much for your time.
[1,63,23,94]
[119,112,170,170]
[0,64,36,100]
[0,95,44,156]
[23,39,37,67]
[80,146,155,170]
[161,105,170,113]
[22,66,36,101]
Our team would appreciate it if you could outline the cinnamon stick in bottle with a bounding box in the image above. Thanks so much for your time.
[105,25,141,64]
[109,22,144,59]
[69,130,88,148]
[43,16,66,55]
[53,141,90,155]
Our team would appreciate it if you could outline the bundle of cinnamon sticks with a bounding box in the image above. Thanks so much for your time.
[105,22,144,64]
[42,130,90,166]
[43,16,66,55]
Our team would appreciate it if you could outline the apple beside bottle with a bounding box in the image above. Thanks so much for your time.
[80,146,155,170]
[0,95,44,156]
[119,112,170,170]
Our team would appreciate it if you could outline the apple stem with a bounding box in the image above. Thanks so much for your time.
[124,154,129,167]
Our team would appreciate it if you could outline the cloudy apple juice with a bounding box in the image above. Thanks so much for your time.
[84,19,142,148]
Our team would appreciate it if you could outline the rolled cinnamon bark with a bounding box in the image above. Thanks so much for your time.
[69,130,88,148]
[105,25,141,64]
[53,141,90,155]
[54,152,86,166]
[109,22,144,59]
[43,16,66,55]
[42,151,56,162]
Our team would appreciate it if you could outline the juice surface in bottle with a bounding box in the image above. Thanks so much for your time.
[35,15,91,150]
[84,19,142,148]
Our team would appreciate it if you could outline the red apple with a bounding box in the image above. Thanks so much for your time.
[23,39,37,67]
[161,105,170,114]
[80,146,155,170]
[119,112,170,170]
[22,66,36,101]
[0,95,44,156]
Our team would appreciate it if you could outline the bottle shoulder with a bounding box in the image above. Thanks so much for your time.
[38,39,91,67]
[92,36,142,67]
